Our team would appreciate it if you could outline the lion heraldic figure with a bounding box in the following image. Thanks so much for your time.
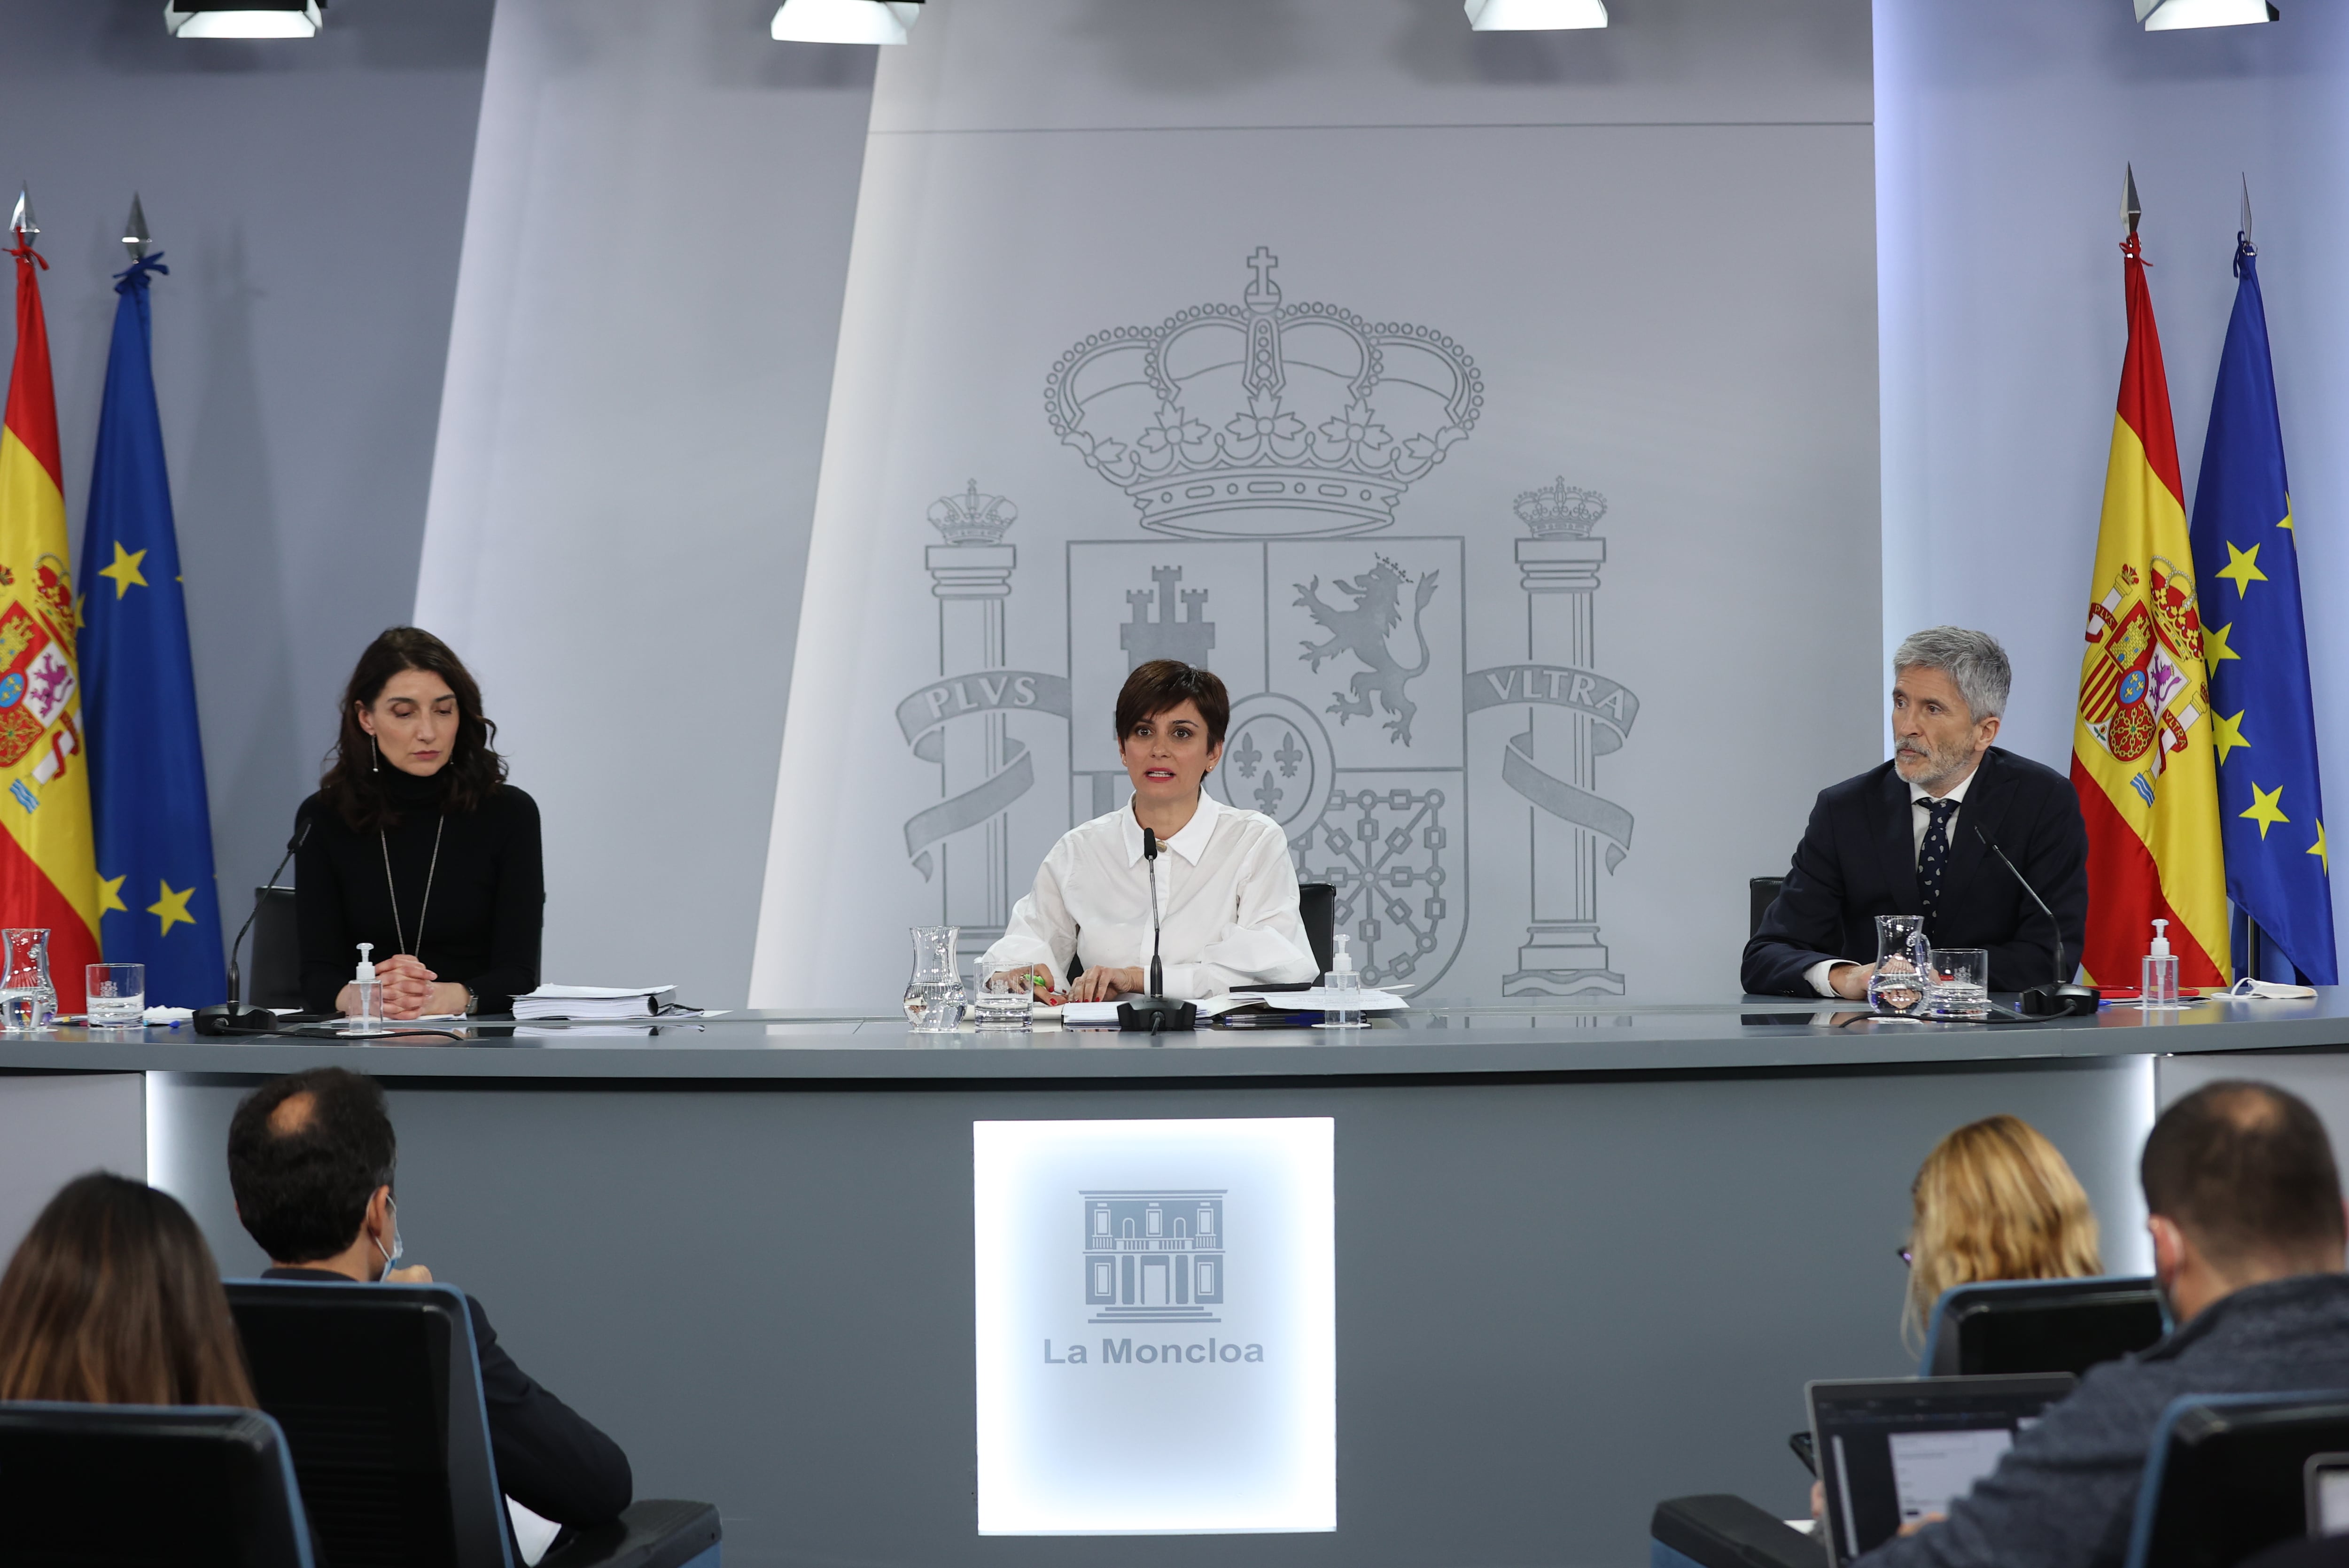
[1295,558,1440,745]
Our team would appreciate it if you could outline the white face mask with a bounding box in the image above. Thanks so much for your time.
[373,1196,404,1281]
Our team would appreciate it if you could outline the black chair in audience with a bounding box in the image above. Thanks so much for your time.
[2123,1391,2349,1568]
[0,1401,314,1567]
[1750,876,1784,938]
[1651,1494,1823,1568]
[227,1279,721,1568]
[1921,1276,2169,1378]
[247,885,304,1009]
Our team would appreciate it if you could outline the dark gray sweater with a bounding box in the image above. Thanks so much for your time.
[1858,1272,2349,1568]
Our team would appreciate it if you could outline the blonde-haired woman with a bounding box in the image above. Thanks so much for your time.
[1902,1113,2103,1349]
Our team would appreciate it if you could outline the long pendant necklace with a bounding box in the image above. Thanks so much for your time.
[381,816,446,957]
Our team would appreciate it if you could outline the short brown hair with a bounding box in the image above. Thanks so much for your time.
[2141,1080,2345,1270]
[1114,660,1229,749]
[228,1067,397,1265]
[1903,1115,2103,1348]
[0,1172,256,1406]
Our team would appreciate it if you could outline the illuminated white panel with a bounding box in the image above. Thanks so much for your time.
[973,1118,1335,1535]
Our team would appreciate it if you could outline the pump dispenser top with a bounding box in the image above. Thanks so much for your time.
[2149,919,2171,956]
[354,942,376,982]
[1331,933,1355,977]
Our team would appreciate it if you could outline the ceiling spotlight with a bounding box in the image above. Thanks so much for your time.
[770,0,923,45]
[165,1,323,38]
[1465,0,1608,29]
[2134,0,2275,29]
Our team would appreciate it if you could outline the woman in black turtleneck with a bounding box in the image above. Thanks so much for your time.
[295,628,543,1018]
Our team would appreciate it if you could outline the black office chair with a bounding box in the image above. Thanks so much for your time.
[228,1279,720,1568]
[0,1401,314,1567]
[1072,881,1338,988]
[2123,1391,2349,1568]
[1921,1276,2169,1378]
[247,885,304,1009]
[1651,1494,1824,1568]
[1750,876,1784,937]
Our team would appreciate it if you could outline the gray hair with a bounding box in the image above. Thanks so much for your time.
[1893,626,2010,722]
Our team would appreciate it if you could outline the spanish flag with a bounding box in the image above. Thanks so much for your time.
[0,210,101,1010]
[2071,216,2229,991]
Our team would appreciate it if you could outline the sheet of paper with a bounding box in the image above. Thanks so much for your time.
[522,983,676,1000]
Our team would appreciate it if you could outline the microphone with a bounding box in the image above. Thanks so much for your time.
[1119,823,1197,1035]
[194,815,310,1037]
[1973,826,2100,1017]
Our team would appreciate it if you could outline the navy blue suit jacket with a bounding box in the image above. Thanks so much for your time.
[1740,747,2089,998]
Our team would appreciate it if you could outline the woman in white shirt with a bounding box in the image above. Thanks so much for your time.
[984,660,1319,1003]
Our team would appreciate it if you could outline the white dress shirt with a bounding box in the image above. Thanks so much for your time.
[982,791,1319,1000]
[1804,765,1980,997]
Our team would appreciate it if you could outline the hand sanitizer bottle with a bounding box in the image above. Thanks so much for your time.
[2142,920,2180,1010]
[351,943,383,1028]
[1322,933,1367,1030]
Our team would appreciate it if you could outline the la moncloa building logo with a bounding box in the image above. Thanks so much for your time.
[1083,1190,1224,1325]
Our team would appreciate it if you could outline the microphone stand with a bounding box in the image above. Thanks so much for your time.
[194,817,309,1037]
[1973,827,2100,1017]
[1119,824,1197,1036]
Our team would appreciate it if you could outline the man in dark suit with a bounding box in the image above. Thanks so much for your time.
[1742,627,2088,998]
[226,1067,632,1546]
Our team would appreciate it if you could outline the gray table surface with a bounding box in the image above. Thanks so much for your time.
[5,989,2343,1081]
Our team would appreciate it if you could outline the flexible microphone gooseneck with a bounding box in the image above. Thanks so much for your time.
[1119,823,1197,1035]
[194,815,311,1037]
[1973,826,2100,1017]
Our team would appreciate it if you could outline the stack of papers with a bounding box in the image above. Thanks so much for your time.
[513,983,676,1021]
[1230,987,1410,1012]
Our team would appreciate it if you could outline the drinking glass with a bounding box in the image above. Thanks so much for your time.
[1,928,54,1029]
[971,960,1034,1032]
[902,925,967,1032]
[86,963,145,1027]
[1926,948,1991,1021]
[1868,914,1929,1015]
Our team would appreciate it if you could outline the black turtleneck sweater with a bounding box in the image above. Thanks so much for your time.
[294,768,544,1014]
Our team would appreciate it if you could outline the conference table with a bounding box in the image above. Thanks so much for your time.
[3,995,2347,1568]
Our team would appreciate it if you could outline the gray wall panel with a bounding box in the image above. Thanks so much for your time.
[0,1072,143,1259]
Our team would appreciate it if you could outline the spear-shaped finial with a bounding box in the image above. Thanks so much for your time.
[2123,163,2141,237]
[9,185,35,245]
[122,194,150,261]
[2239,173,2254,242]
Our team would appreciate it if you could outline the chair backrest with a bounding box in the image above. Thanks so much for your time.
[1750,877,1785,937]
[0,1401,314,1567]
[2124,1391,2349,1568]
[1921,1276,2169,1377]
[249,886,304,1009]
[226,1279,512,1568]
[1299,882,1336,976]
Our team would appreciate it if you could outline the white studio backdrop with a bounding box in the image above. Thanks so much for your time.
[415,0,875,1008]
[753,0,1883,1009]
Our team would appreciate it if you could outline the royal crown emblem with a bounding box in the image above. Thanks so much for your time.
[1514,479,1607,539]
[1045,248,1482,538]
[928,479,1019,545]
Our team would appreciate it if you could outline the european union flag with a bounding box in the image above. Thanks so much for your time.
[78,250,226,1004]
[2188,236,2337,984]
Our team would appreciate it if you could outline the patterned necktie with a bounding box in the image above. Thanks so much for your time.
[1917,797,1960,936]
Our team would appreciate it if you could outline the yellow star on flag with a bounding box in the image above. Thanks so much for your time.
[2279,505,2295,532]
[2313,821,2331,877]
[147,879,195,936]
[2216,541,2268,597]
[2212,710,2249,764]
[2241,782,2290,840]
[98,541,148,598]
[98,873,127,915]
[2203,622,2240,665]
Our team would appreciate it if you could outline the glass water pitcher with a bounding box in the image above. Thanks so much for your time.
[1868,914,1930,1015]
[903,925,968,1032]
[0,927,55,1031]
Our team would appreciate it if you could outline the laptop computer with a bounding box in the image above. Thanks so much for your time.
[1807,1373,2077,1566]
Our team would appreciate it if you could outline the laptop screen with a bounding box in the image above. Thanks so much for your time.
[1807,1374,2077,1566]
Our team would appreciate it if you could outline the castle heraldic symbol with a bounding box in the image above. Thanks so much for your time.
[894,250,1641,994]
[1084,1190,1224,1324]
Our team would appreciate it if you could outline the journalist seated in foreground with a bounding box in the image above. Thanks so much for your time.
[1742,627,2088,999]
[1851,1079,2349,1568]
[984,660,1318,1003]
[228,1067,632,1538]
